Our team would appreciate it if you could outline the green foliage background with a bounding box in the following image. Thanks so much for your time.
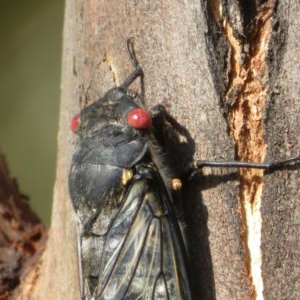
[0,1,64,224]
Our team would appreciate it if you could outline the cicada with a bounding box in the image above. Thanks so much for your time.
[69,40,300,299]
[69,41,192,299]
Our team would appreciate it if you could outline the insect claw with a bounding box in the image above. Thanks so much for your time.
[126,37,139,69]
[120,38,144,89]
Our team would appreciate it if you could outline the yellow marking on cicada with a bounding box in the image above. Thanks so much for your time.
[122,169,133,186]
[170,178,182,191]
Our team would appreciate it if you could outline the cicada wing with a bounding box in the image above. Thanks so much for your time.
[77,221,106,300]
[96,175,192,300]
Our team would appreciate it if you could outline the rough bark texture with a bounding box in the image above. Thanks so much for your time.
[0,155,46,300]
[262,1,300,299]
[14,1,300,299]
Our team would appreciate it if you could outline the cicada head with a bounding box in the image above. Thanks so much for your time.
[70,87,153,168]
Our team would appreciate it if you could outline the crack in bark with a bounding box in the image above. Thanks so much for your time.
[219,2,276,299]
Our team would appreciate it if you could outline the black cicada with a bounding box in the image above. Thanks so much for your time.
[69,40,300,300]
[69,41,192,299]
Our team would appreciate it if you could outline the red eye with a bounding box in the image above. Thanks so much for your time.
[127,108,152,129]
[70,114,80,132]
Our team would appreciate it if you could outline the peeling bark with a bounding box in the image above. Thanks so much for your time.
[0,155,46,299]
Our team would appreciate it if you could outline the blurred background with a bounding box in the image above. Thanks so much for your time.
[0,1,64,225]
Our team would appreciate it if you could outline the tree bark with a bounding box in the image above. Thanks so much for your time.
[16,1,300,299]
[0,155,46,300]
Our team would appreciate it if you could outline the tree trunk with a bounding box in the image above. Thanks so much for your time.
[16,1,300,299]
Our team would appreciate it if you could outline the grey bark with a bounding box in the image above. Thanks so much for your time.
[262,2,300,299]
[20,1,300,299]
